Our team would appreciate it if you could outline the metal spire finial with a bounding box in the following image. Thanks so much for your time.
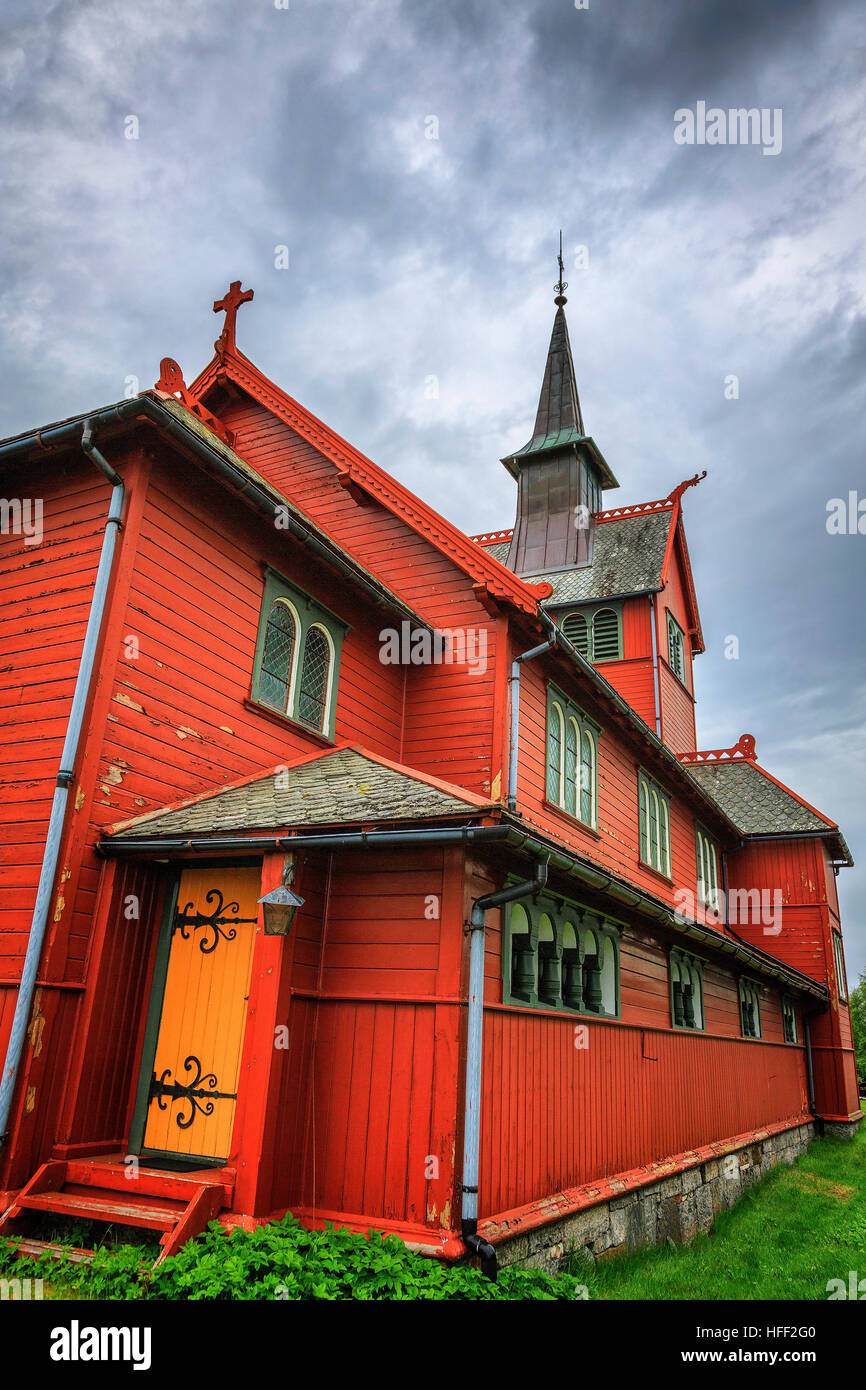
[554,231,568,306]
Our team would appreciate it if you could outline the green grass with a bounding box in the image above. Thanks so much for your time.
[573,1126,866,1300]
[2,1126,864,1300]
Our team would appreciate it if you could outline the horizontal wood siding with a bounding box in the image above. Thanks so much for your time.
[218,399,499,794]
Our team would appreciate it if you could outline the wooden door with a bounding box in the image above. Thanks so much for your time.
[136,866,260,1163]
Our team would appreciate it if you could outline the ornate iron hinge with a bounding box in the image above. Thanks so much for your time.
[172,887,257,954]
[148,1055,237,1131]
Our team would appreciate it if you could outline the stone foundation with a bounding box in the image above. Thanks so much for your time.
[823,1114,863,1141]
[495,1121,815,1274]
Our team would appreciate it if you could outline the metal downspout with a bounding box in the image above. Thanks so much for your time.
[803,1009,827,1133]
[507,638,557,811]
[0,424,124,1150]
[460,861,548,1278]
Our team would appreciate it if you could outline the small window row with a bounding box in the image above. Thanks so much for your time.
[669,953,798,1043]
[505,897,620,1017]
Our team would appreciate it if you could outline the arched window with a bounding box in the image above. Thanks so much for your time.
[582,928,602,1014]
[562,611,588,656]
[561,922,581,1010]
[508,903,534,1002]
[580,728,597,827]
[600,936,617,1016]
[592,608,620,661]
[297,624,333,731]
[259,599,299,713]
[547,700,565,804]
[537,915,558,1007]
[565,717,579,817]
[639,771,671,876]
[670,949,705,1030]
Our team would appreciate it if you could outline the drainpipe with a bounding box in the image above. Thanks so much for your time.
[648,595,662,739]
[507,638,557,811]
[460,859,548,1278]
[0,424,124,1151]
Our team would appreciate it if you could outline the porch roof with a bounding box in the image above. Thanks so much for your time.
[104,745,493,840]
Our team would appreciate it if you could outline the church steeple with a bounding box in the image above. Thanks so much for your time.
[503,237,618,576]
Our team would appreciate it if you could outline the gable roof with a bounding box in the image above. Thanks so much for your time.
[685,756,853,865]
[190,346,552,616]
[0,392,432,634]
[105,745,493,841]
[473,491,705,651]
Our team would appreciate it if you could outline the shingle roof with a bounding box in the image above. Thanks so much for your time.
[479,509,672,606]
[107,747,490,840]
[685,760,830,836]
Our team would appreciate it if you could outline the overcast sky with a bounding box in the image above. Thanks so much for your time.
[2,0,864,975]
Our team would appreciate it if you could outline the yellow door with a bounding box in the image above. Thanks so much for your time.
[142,867,260,1162]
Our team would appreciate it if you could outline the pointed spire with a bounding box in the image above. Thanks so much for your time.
[530,301,585,444]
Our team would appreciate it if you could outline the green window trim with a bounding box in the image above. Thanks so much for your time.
[670,948,705,1031]
[832,931,848,1004]
[781,995,798,1044]
[739,978,762,1039]
[695,824,720,912]
[546,685,600,829]
[560,602,623,663]
[638,769,671,878]
[666,611,686,684]
[503,893,621,1018]
[251,567,347,740]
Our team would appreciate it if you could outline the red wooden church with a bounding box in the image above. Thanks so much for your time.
[0,268,860,1270]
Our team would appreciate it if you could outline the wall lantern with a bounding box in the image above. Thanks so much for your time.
[258,885,305,936]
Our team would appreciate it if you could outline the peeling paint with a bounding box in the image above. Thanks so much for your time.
[24,1086,36,1114]
[176,726,202,740]
[53,894,65,923]
[103,762,128,786]
[74,786,86,812]
[220,727,234,735]
[114,691,144,713]
[27,994,45,1059]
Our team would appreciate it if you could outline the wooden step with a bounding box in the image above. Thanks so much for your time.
[17,1186,186,1231]
[0,1157,229,1269]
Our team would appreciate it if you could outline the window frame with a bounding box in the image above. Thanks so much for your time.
[545,684,601,830]
[666,611,687,685]
[669,948,706,1032]
[739,977,762,1039]
[637,769,671,878]
[781,995,798,1044]
[503,893,621,1018]
[559,601,623,664]
[695,824,720,913]
[251,567,347,740]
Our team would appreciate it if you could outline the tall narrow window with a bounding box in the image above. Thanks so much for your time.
[297,625,332,730]
[547,700,564,804]
[782,996,797,1044]
[546,685,600,829]
[739,979,762,1038]
[695,826,720,912]
[638,771,670,876]
[259,599,298,713]
[667,612,686,683]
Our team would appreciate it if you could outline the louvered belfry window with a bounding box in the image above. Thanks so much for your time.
[560,605,621,662]
[667,612,686,682]
[298,625,332,730]
[561,611,589,656]
[591,608,619,660]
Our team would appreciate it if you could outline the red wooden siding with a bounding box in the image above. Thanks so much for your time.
[215,397,502,795]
